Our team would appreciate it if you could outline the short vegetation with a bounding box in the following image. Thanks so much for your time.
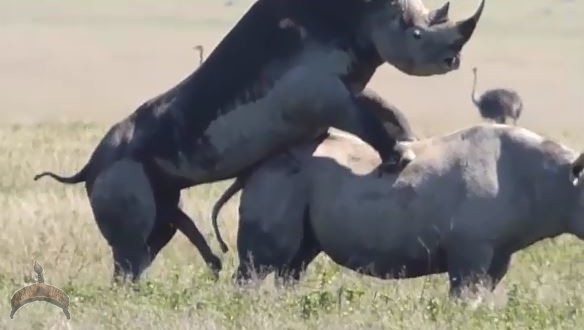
[2,122,584,330]
[2,0,583,328]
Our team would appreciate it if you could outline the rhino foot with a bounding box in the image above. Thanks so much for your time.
[377,145,416,176]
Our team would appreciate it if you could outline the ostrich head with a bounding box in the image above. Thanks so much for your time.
[193,45,204,65]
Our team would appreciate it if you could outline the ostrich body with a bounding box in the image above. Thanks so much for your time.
[471,67,523,125]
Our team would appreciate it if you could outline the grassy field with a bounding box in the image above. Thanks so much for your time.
[1,0,584,329]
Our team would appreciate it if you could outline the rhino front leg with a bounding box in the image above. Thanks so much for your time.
[446,241,494,298]
[283,70,413,172]
[143,190,181,262]
[486,253,512,291]
[329,93,414,172]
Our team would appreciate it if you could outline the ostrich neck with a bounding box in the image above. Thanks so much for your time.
[471,72,480,105]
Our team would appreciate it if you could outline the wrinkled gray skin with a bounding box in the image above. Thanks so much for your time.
[214,128,398,286]
[211,89,417,254]
[218,123,584,297]
[471,67,523,125]
[34,50,219,284]
[33,0,485,283]
[153,0,487,183]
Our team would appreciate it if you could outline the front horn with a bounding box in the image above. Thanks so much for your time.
[456,0,486,44]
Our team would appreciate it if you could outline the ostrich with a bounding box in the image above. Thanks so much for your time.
[471,67,523,125]
[193,45,204,65]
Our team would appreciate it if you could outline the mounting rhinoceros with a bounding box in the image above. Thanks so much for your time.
[210,88,418,254]
[33,0,485,282]
[214,123,584,297]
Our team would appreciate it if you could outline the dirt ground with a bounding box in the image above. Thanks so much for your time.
[1,0,582,139]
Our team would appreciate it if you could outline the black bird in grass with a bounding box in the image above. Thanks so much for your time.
[471,66,523,125]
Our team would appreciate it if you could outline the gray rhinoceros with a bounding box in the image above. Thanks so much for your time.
[33,0,485,282]
[210,88,418,254]
[214,123,584,297]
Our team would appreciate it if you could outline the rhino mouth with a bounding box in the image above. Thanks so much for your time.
[443,53,460,69]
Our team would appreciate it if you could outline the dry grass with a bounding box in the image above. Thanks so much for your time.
[1,0,584,329]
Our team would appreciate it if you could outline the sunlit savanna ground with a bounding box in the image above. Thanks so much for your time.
[1,0,584,329]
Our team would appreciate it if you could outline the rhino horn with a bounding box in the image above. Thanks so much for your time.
[454,0,486,47]
[571,153,584,186]
[399,0,429,26]
[428,2,450,25]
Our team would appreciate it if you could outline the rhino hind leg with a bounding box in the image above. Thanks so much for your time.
[146,221,177,261]
[89,159,157,282]
[274,238,321,287]
[231,154,309,287]
[486,253,512,291]
[274,248,320,287]
[231,253,272,287]
[173,208,222,279]
[112,244,152,283]
[232,221,297,286]
[231,203,307,286]
[232,224,310,287]
[143,211,221,280]
[138,185,222,279]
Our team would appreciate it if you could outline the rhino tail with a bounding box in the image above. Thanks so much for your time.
[33,162,89,184]
[211,177,244,253]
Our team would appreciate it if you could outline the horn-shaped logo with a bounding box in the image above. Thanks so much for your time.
[9,261,70,319]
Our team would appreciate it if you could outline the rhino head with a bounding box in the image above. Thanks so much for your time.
[360,0,485,76]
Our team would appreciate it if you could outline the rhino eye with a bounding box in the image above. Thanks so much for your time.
[412,29,422,40]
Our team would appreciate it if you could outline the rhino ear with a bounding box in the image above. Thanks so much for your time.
[570,153,584,186]
[428,2,450,25]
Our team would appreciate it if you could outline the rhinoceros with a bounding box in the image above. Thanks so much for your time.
[213,123,584,297]
[210,89,418,254]
[33,0,485,282]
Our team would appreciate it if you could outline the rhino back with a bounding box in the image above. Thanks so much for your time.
[82,107,177,187]
[307,124,579,266]
[306,142,468,266]
[394,124,576,244]
[313,129,381,174]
